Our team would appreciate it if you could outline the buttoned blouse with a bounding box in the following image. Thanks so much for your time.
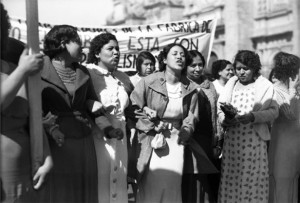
[87,64,130,121]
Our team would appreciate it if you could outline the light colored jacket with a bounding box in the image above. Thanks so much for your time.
[218,75,279,141]
[130,71,217,180]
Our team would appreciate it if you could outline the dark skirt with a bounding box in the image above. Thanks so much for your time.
[41,134,98,203]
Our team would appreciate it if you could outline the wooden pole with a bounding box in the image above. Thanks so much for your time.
[25,0,43,176]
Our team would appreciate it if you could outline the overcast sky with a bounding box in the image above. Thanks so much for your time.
[2,0,113,27]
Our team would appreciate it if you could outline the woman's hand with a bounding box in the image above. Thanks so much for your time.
[222,117,239,127]
[236,113,255,124]
[143,106,157,121]
[42,112,58,128]
[220,102,239,120]
[108,128,124,140]
[154,121,167,133]
[33,155,53,190]
[18,48,44,76]
[51,127,64,147]
[178,127,191,145]
[213,146,222,159]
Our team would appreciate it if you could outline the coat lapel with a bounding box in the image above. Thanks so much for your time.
[181,76,195,96]
[74,63,89,93]
[181,76,197,118]
[148,72,196,96]
[148,72,168,97]
[254,76,268,104]
[41,56,68,93]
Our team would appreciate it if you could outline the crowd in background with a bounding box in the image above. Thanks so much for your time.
[1,2,300,203]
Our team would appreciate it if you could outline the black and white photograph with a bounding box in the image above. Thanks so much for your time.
[1,0,300,202]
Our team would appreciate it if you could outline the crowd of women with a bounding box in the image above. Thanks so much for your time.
[1,2,300,203]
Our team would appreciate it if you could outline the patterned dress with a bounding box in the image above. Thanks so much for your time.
[218,81,269,203]
[137,82,184,203]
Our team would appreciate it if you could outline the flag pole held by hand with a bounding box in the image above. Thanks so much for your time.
[26,0,43,176]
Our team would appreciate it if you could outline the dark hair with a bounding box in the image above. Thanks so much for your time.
[233,50,261,77]
[3,38,25,65]
[272,52,299,83]
[43,25,80,59]
[157,43,191,72]
[211,59,232,79]
[187,50,206,67]
[269,68,275,82]
[87,32,118,64]
[136,51,156,73]
[1,3,11,58]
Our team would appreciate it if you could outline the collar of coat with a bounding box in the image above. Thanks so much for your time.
[41,56,90,93]
[146,71,199,97]
[186,75,211,89]
[86,63,115,76]
[86,63,134,94]
[198,76,211,89]
[219,75,274,110]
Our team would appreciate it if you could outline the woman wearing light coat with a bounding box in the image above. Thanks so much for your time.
[131,43,217,203]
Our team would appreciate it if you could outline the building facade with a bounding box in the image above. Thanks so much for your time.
[107,0,300,77]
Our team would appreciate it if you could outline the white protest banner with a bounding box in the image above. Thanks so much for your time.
[9,18,217,71]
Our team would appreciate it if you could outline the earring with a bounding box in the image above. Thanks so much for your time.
[95,53,102,59]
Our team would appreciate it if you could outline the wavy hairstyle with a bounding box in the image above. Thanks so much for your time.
[211,59,232,79]
[87,32,117,64]
[43,25,81,59]
[272,52,299,83]
[136,51,156,74]
[1,3,11,58]
[233,50,261,77]
[157,43,191,72]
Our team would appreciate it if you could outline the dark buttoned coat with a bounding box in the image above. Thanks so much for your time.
[40,56,98,203]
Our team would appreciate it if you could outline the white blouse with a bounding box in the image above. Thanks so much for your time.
[86,64,129,127]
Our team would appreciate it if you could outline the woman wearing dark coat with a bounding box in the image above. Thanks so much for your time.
[182,50,220,203]
[40,25,102,203]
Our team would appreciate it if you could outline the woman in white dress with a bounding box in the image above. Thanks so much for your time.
[86,32,134,203]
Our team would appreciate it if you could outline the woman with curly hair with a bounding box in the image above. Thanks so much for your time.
[268,52,300,203]
[41,25,103,203]
[211,59,234,98]
[217,50,278,203]
[86,32,134,203]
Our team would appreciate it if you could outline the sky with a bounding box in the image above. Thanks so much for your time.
[2,0,114,27]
